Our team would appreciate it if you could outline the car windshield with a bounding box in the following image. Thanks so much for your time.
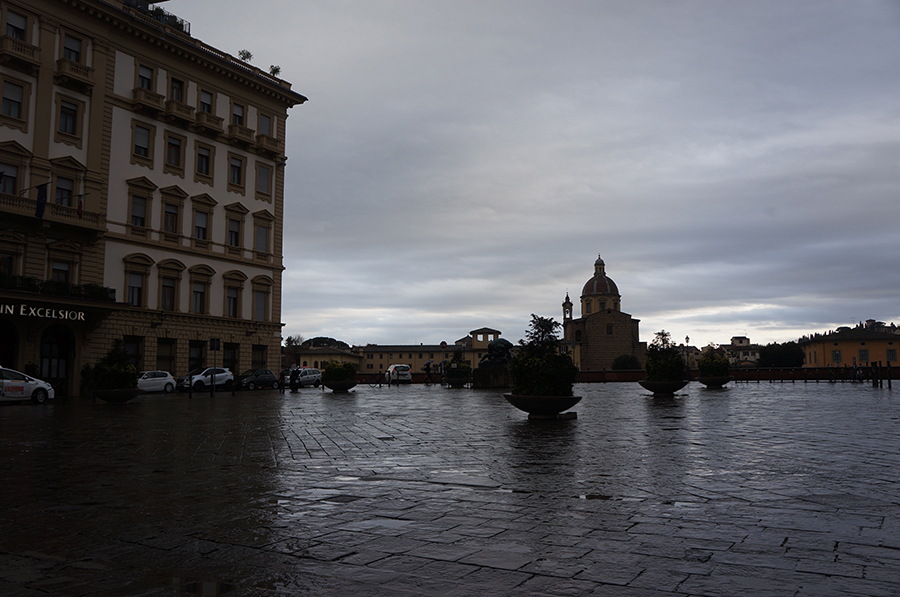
[241,370,256,377]
[186,368,204,376]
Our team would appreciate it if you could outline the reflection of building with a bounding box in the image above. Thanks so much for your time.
[0,1,305,396]
[722,336,760,367]
[799,320,899,368]
[562,256,645,371]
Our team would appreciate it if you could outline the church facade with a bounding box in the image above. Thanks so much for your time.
[562,256,646,371]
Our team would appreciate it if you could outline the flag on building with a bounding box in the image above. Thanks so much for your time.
[35,183,48,219]
[76,194,84,219]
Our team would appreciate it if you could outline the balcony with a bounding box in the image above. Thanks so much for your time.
[132,87,165,114]
[228,123,255,146]
[55,58,94,93]
[255,134,281,157]
[0,191,104,231]
[165,99,195,125]
[194,111,224,136]
[0,273,116,303]
[0,35,41,75]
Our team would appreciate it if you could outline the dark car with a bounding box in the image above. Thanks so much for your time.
[238,369,279,390]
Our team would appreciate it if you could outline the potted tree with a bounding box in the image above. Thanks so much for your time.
[444,349,472,388]
[83,340,141,403]
[322,362,358,393]
[639,330,689,396]
[504,314,580,418]
[696,347,732,388]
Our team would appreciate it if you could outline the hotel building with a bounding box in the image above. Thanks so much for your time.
[0,0,306,396]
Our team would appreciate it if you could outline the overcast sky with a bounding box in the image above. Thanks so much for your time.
[170,0,900,348]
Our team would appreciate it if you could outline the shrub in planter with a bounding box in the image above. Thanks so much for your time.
[697,350,729,378]
[507,314,578,397]
[83,340,139,402]
[611,354,642,370]
[87,340,139,390]
[639,330,688,396]
[322,362,357,383]
[644,330,685,381]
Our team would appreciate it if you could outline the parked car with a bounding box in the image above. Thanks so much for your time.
[385,364,412,383]
[0,367,55,404]
[299,367,322,387]
[177,367,234,392]
[238,369,279,390]
[137,371,176,394]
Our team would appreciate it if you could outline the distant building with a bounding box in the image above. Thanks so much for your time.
[354,328,506,375]
[286,346,361,371]
[562,256,646,371]
[722,336,760,367]
[799,320,899,367]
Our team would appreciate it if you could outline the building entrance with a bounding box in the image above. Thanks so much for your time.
[41,324,75,398]
[0,320,18,369]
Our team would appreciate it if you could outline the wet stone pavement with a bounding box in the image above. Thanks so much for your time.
[1,381,899,596]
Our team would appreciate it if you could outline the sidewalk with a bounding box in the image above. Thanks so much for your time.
[1,382,898,596]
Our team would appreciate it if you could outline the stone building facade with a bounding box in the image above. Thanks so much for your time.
[0,0,305,396]
[562,256,646,371]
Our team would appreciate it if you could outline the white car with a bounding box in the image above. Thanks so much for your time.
[177,367,235,392]
[0,367,55,404]
[137,371,176,393]
[385,364,412,383]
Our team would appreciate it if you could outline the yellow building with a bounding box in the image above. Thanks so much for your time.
[0,0,305,395]
[799,322,899,368]
[354,328,507,377]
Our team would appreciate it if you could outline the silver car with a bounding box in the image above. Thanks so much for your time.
[0,367,55,404]
[138,371,176,393]
[385,364,412,383]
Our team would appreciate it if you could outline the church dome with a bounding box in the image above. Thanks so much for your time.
[581,255,619,297]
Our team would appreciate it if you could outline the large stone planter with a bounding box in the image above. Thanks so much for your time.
[504,394,581,419]
[445,374,470,388]
[697,376,733,388]
[94,389,142,403]
[638,380,689,396]
[323,380,357,393]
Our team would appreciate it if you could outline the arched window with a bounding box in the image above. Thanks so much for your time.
[122,253,154,307]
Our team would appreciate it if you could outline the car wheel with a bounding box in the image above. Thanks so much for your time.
[247,381,256,390]
[193,381,206,391]
[271,381,279,390]
[224,380,234,391]
[164,383,174,393]
[314,379,320,387]
[32,388,48,404]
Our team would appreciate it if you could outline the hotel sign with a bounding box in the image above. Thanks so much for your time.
[1,303,86,321]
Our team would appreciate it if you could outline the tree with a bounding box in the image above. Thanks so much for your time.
[283,335,304,348]
[301,337,350,349]
[697,348,730,377]
[509,314,578,396]
[611,354,642,370]
[758,342,804,367]
[644,330,686,381]
[519,314,562,356]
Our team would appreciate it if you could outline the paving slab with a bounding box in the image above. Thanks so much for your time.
[1,381,899,595]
